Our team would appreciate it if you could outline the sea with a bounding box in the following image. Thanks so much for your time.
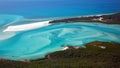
[0,0,120,60]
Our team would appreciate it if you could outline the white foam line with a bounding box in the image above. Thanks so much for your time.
[3,21,51,32]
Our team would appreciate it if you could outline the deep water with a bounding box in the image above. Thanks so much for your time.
[0,0,120,17]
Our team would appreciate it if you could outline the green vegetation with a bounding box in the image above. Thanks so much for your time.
[50,13,120,24]
[0,41,120,68]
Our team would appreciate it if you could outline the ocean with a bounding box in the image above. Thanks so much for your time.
[0,0,120,60]
[0,0,120,17]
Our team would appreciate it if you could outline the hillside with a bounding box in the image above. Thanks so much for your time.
[0,41,120,68]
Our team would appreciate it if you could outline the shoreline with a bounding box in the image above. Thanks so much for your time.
[3,12,120,32]
[26,12,117,20]
[0,12,120,61]
[49,12,120,24]
[0,41,120,61]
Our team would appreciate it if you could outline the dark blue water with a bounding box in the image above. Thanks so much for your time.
[0,0,120,17]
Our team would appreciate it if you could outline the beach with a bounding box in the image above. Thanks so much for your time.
[3,21,50,32]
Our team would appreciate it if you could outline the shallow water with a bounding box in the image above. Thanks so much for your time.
[0,15,120,60]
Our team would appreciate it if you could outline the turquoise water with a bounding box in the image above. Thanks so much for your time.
[0,15,120,60]
[0,0,120,60]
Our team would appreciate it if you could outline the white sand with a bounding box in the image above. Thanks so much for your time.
[0,32,15,40]
[62,46,69,50]
[3,21,50,32]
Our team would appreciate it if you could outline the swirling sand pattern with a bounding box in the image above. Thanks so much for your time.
[0,15,120,60]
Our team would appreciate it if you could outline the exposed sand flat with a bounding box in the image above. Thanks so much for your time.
[3,21,50,32]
